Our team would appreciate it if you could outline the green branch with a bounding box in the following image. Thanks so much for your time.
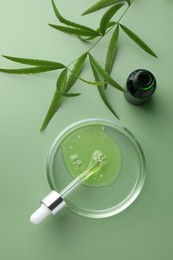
[0,0,157,131]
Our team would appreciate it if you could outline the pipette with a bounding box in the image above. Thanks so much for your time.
[30,150,106,225]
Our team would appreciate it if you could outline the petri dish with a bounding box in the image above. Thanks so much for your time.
[46,118,146,218]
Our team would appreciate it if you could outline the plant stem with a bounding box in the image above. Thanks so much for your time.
[117,0,135,23]
[105,0,134,35]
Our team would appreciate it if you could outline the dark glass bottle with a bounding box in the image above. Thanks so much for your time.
[124,69,157,105]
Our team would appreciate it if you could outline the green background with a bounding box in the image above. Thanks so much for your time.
[0,0,172,259]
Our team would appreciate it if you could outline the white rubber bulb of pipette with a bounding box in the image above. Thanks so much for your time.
[30,204,51,225]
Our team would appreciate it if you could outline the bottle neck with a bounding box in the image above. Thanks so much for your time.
[127,69,157,99]
[133,70,154,91]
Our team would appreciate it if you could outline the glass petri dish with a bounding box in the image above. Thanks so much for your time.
[46,118,145,218]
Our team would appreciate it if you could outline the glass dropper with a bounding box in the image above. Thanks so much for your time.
[30,150,106,225]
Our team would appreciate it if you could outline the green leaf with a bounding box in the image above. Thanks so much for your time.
[82,0,124,15]
[57,69,81,97]
[51,0,100,36]
[41,68,76,131]
[105,24,119,87]
[78,76,105,85]
[120,24,158,57]
[78,22,116,42]
[61,92,81,97]
[56,68,68,92]
[65,53,87,92]
[97,84,119,118]
[40,52,87,131]
[126,0,131,5]
[90,58,119,118]
[40,69,68,131]
[49,24,99,37]
[40,88,63,131]
[77,36,92,42]
[0,67,61,74]
[2,55,65,69]
[99,3,124,35]
[107,21,117,28]
[89,54,125,92]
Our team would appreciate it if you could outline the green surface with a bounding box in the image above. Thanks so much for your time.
[0,0,173,259]
[62,125,121,186]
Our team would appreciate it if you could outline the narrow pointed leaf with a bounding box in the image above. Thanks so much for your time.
[78,32,99,41]
[41,69,68,131]
[61,92,81,97]
[89,54,124,92]
[2,55,65,69]
[77,36,92,42]
[126,0,131,5]
[41,52,87,131]
[82,0,124,15]
[90,60,119,118]
[107,21,117,28]
[40,89,63,131]
[78,22,116,42]
[65,53,87,92]
[51,0,100,36]
[98,84,119,118]
[49,24,100,37]
[120,24,158,57]
[0,67,61,74]
[105,24,119,88]
[78,33,99,41]
[78,76,105,85]
[99,3,124,35]
[56,68,68,92]
[57,69,81,97]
